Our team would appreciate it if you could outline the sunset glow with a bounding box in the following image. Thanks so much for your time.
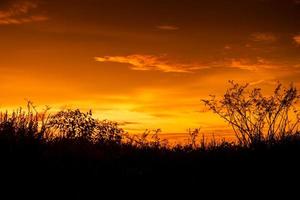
[1,0,300,137]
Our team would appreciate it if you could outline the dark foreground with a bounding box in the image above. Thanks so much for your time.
[1,137,300,196]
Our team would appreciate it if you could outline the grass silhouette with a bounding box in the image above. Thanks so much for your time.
[1,82,300,194]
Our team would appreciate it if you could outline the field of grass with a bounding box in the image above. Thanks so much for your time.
[1,83,300,195]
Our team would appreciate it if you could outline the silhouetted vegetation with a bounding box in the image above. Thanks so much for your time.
[1,82,300,191]
[203,81,300,146]
[47,109,123,144]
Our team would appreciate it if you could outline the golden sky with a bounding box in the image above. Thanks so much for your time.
[1,0,300,135]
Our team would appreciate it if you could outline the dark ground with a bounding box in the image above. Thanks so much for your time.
[0,137,299,198]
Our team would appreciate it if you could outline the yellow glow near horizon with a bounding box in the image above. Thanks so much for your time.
[0,0,300,140]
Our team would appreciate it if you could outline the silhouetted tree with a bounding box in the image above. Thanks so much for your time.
[202,81,300,146]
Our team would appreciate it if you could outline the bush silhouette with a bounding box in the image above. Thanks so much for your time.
[202,81,300,146]
[47,109,124,144]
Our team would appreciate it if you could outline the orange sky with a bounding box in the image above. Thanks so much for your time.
[1,0,300,136]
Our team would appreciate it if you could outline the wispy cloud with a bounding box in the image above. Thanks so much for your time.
[95,54,284,73]
[249,79,277,86]
[250,32,278,42]
[95,54,206,73]
[294,34,300,45]
[249,79,266,86]
[230,58,278,71]
[156,25,179,31]
[0,1,48,25]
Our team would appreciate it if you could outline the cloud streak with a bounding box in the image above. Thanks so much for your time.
[229,58,279,71]
[95,54,206,73]
[95,54,285,73]
[250,32,278,42]
[157,25,179,31]
[0,1,48,25]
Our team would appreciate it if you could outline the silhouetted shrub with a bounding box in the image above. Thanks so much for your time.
[93,120,124,144]
[47,109,96,140]
[203,81,300,147]
[47,109,124,144]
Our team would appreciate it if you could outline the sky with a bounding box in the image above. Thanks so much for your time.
[0,0,300,135]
